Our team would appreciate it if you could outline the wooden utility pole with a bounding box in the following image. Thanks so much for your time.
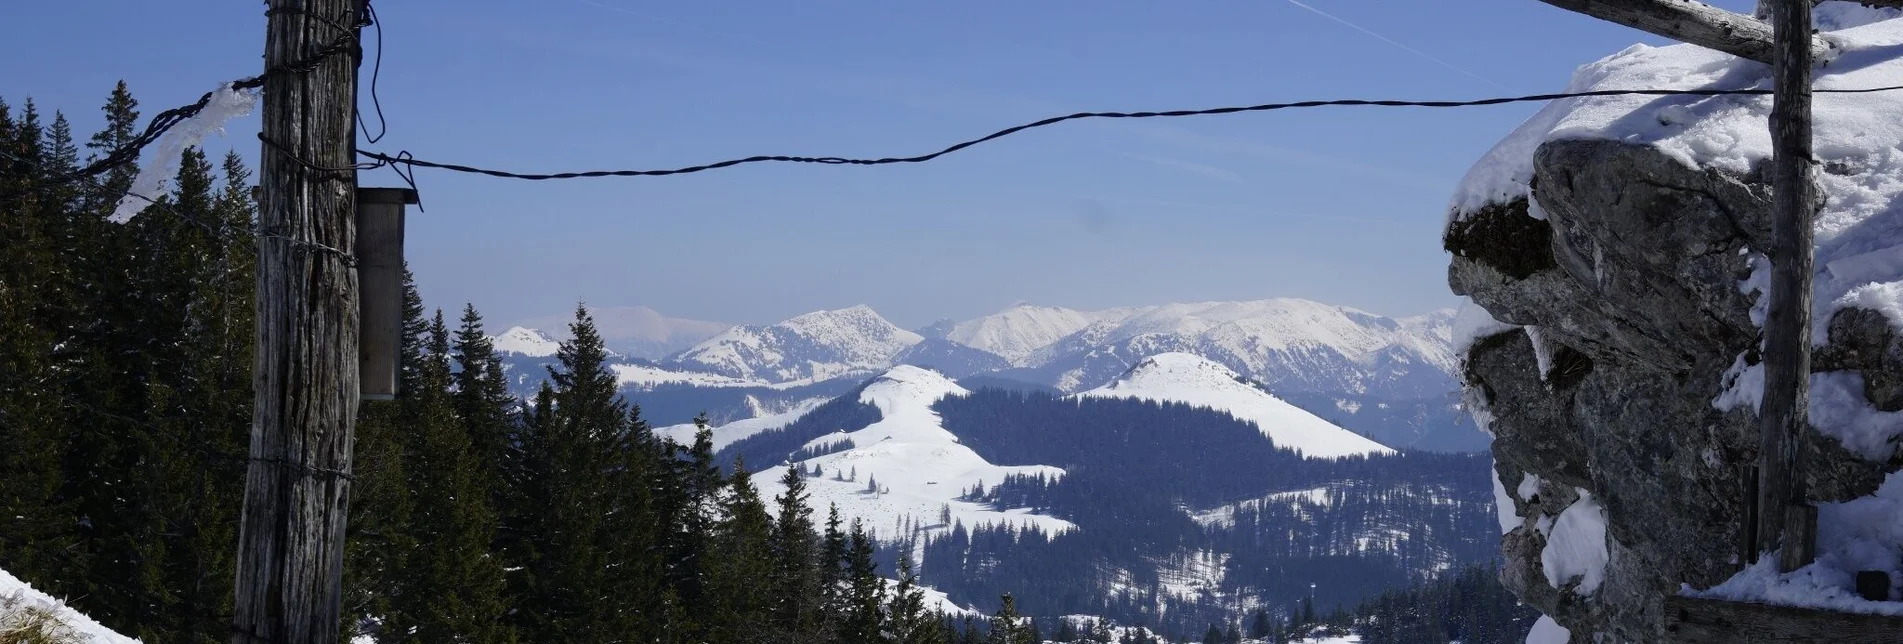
[232,0,364,642]
[1756,0,1819,574]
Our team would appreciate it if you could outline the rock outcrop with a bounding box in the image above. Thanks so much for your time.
[1450,139,1899,641]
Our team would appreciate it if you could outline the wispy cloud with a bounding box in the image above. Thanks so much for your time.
[1282,0,1510,91]
[1114,151,1246,184]
[1121,121,1453,195]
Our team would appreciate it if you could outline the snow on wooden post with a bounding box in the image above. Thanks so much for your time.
[356,187,415,401]
[1756,0,1818,574]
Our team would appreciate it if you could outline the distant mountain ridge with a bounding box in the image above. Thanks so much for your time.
[666,305,924,384]
[494,298,1480,451]
[510,306,730,360]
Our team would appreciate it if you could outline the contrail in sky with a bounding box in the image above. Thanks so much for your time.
[1283,0,1511,91]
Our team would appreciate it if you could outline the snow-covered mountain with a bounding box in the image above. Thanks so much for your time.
[1078,352,1393,458]
[667,305,924,384]
[493,326,561,357]
[943,303,1127,366]
[1019,299,1458,397]
[754,365,1073,542]
[512,306,730,359]
[500,298,1478,450]
[891,338,1011,379]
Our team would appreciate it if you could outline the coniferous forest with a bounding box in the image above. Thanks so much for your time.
[0,84,973,644]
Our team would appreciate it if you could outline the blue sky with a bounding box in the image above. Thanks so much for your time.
[1,0,1762,329]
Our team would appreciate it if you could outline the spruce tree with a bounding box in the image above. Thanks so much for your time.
[840,520,886,643]
[0,96,79,608]
[387,311,512,642]
[820,503,850,624]
[451,303,516,503]
[529,304,660,640]
[768,463,822,640]
[888,556,944,644]
[341,271,424,640]
[703,455,775,643]
[987,594,1034,644]
[1052,619,1078,643]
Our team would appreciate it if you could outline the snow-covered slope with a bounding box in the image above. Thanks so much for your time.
[1024,299,1457,397]
[492,326,561,357]
[755,366,1073,542]
[1079,353,1393,458]
[1,567,139,643]
[669,305,923,384]
[945,303,1128,366]
[655,397,827,452]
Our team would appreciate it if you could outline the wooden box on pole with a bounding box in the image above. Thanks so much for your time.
[356,187,415,401]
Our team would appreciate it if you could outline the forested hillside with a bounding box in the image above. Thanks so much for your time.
[912,390,1498,635]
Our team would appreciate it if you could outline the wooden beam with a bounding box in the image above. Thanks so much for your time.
[1535,0,1828,64]
[1663,596,1903,643]
[1756,0,1818,574]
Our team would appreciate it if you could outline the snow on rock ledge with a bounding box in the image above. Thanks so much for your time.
[1449,9,1903,640]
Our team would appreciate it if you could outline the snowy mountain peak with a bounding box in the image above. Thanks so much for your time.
[1081,352,1394,458]
[946,303,1115,366]
[668,306,923,384]
[860,365,970,416]
[1115,352,1253,389]
[492,326,560,357]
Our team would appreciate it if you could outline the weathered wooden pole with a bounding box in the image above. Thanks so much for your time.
[1756,0,1818,574]
[232,0,364,641]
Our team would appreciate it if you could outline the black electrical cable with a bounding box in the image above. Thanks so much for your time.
[357,84,1903,181]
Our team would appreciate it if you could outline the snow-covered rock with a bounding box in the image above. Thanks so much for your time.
[1079,353,1393,458]
[669,305,923,384]
[1451,8,1903,640]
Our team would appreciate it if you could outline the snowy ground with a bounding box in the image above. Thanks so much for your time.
[1451,0,1903,619]
[653,397,828,452]
[1078,353,1392,458]
[0,567,139,643]
[755,366,1074,550]
[1191,487,1332,529]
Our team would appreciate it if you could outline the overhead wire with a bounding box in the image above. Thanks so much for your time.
[355,84,1903,182]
